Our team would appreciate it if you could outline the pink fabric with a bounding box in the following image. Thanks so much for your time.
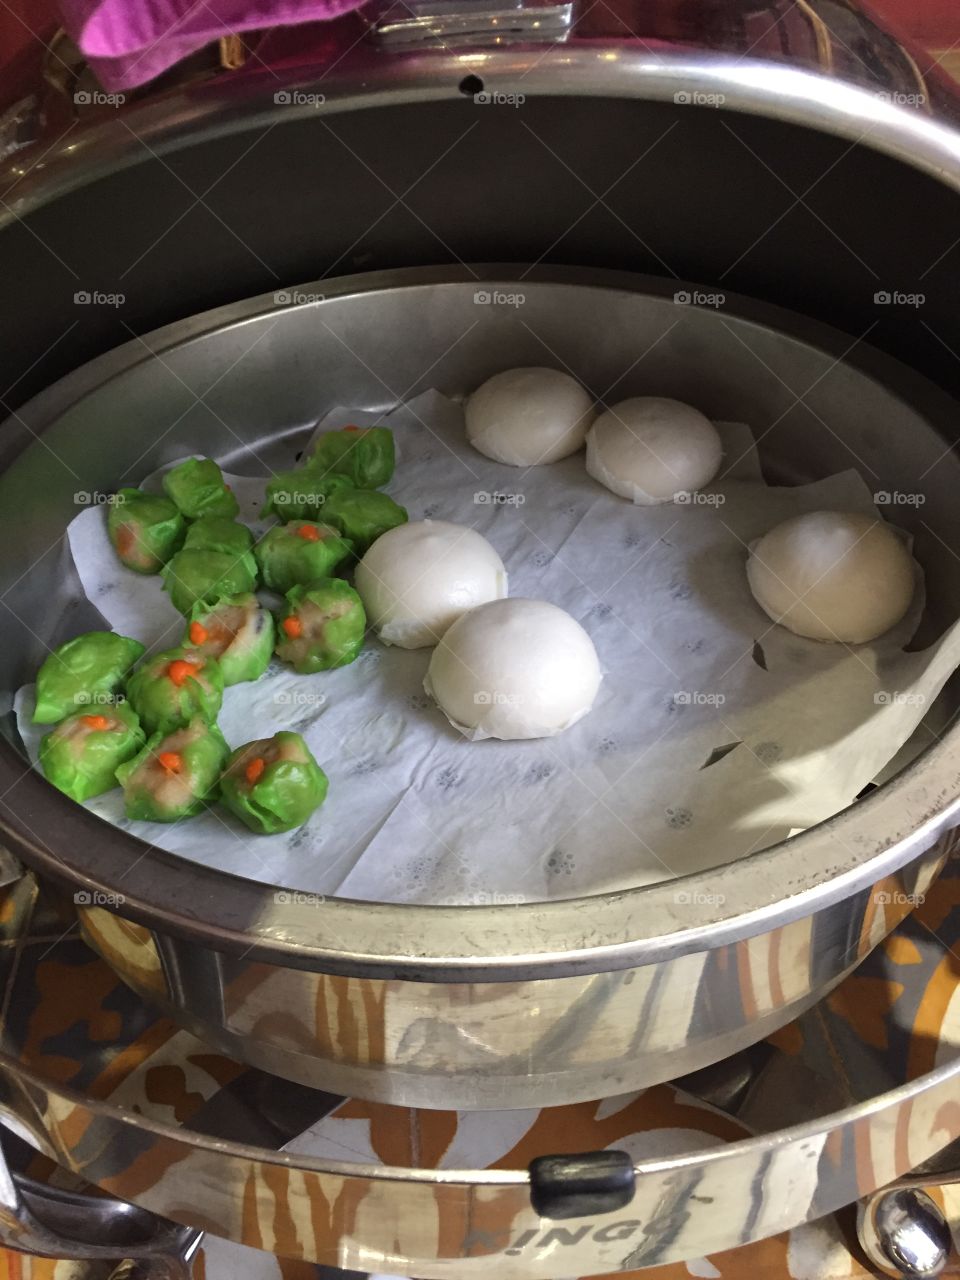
[60,0,368,90]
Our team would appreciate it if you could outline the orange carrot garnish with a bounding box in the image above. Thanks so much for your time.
[168,659,199,686]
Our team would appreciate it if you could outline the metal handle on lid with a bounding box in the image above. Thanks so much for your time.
[366,0,575,48]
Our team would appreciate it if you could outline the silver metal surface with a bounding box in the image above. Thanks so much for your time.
[366,0,574,48]
[1,37,959,230]
[3,986,960,1275]
[0,849,23,890]
[858,1189,952,1279]
[2,28,960,409]
[0,1127,204,1271]
[0,268,959,1108]
[0,96,42,164]
[0,871,954,1276]
[0,893,341,1266]
[856,1140,960,1277]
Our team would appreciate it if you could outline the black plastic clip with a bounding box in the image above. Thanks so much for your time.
[529,1149,636,1220]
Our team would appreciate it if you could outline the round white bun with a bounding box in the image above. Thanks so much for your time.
[425,598,602,741]
[355,520,508,649]
[586,396,723,504]
[465,367,596,466]
[746,510,915,644]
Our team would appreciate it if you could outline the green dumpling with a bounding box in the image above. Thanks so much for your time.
[117,718,230,822]
[275,579,365,674]
[310,426,395,489]
[162,546,258,615]
[162,458,239,520]
[219,731,328,834]
[184,593,275,686]
[107,489,186,574]
[39,702,145,802]
[33,631,146,725]
[183,515,254,557]
[126,647,223,735]
[260,469,353,521]
[322,488,407,554]
[254,521,352,594]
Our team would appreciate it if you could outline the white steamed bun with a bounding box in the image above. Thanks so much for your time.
[355,520,507,649]
[586,396,722,504]
[746,510,915,643]
[425,598,602,740]
[466,367,595,466]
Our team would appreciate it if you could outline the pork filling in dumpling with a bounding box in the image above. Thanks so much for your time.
[185,593,275,685]
[219,731,329,834]
[116,718,229,822]
[274,580,366,674]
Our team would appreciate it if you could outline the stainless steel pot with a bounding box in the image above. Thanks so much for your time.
[1,867,960,1278]
[1,1,960,1113]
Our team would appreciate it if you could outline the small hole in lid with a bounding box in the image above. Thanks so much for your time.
[459,75,484,97]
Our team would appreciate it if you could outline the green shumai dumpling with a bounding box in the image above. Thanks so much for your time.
[33,631,146,725]
[275,579,365,674]
[260,469,353,521]
[183,515,254,557]
[162,457,239,520]
[126,647,223,735]
[219,731,328,834]
[184,593,275,686]
[162,546,258,616]
[310,426,395,489]
[322,488,408,555]
[117,718,230,822]
[39,701,145,802]
[254,521,352,594]
[107,488,186,574]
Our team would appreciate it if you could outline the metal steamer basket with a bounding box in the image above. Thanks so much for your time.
[2,0,960,1271]
[3,267,959,1112]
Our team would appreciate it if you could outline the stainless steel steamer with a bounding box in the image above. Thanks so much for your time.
[2,268,959,1109]
[2,0,960,1268]
[0,871,956,1278]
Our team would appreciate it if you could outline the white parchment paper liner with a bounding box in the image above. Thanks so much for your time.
[15,390,960,905]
